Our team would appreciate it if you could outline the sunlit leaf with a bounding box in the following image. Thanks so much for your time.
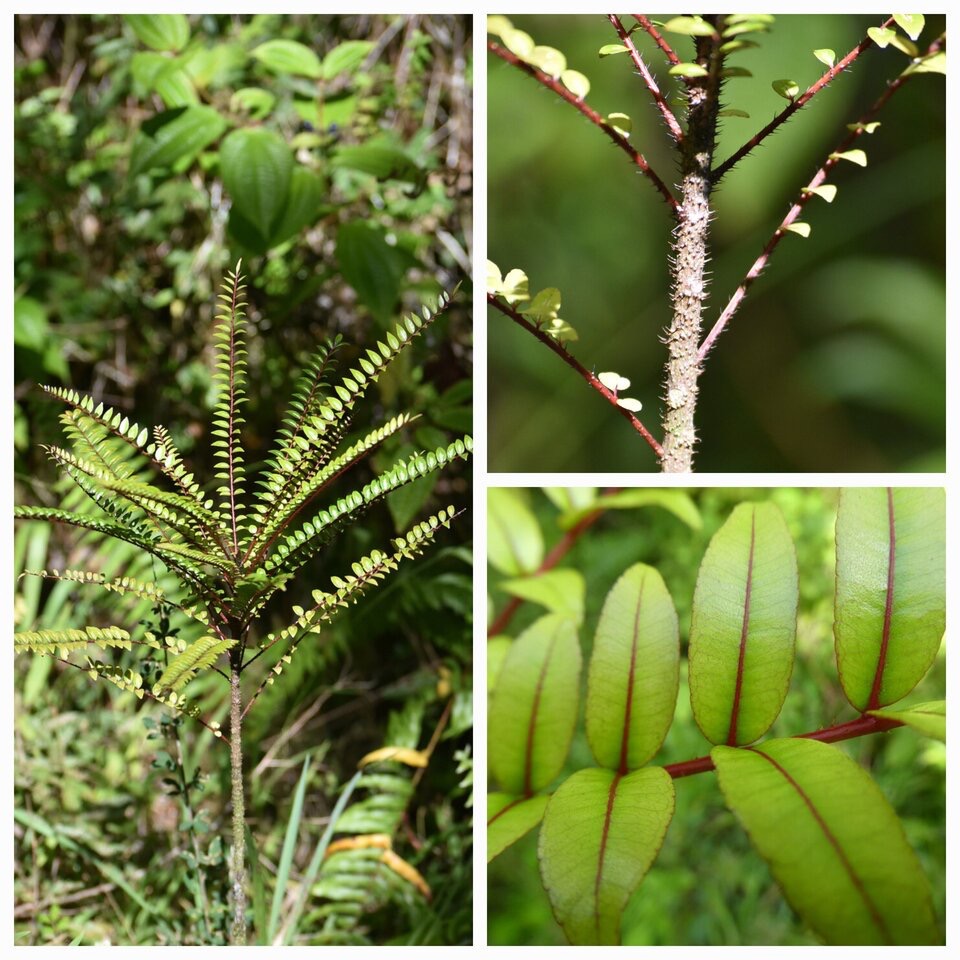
[599,44,629,57]
[321,40,373,80]
[598,371,630,392]
[616,397,643,412]
[802,183,837,202]
[772,78,800,100]
[126,14,190,52]
[814,48,836,68]
[487,488,543,576]
[662,16,716,37]
[892,13,925,40]
[488,793,550,861]
[718,107,750,118]
[784,222,811,237]
[867,699,945,741]
[500,569,586,625]
[252,38,322,78]
[606,112,631,135]
[669,62,709,78]
[831,148,868,166]
[561,69,590,99]
[528,45,566,78]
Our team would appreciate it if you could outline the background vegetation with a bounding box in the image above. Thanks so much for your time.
[14,13,472,945]
[488,14,945,472]
[487,487,945,945]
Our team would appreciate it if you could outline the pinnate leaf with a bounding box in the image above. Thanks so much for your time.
[488,793,549,861]
[539,767,674,945]
[689,502,798,746]
[834,488,944,710]
[713,738,939,945]
[586,564,679,770]
[488,615,581,795]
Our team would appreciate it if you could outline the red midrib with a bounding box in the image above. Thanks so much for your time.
[523,632,557,796]
[727,510,756,745]
[618,578,646,773]
[593,772,622,940]
[753,748,894,944]
[867,488,896,711]
[488,796,523,826]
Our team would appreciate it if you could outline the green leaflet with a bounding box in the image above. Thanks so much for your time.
[868,699,945,741]
[125,14,190,52]
[252,39,322,78]
[586,563,679,770]
[487,488,543,575]
[488,614,581,795]
[499,569,585,625]
[713,738,939,945]
[15,625,132,657]
[689,502,798,745]
[487,792,549,862]
[154,635,236,694]
[487,636,511,693]
[558,488,701,531]
[538,767,674,945]
[129,105,227,178]
[835,488,945,710]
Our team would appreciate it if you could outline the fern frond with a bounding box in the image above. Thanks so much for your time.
[264,438,471,578]
[212,260,250,555]
[19,568,210,625]
[154,634,236,694]
[15,624,137,657]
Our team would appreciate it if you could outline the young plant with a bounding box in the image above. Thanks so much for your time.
[14,263,472,945]
[487,487,944,945]
[487,14,945,472]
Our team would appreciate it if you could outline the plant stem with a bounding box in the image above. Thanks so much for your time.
[661,24,723,473]
[229,662,247,945]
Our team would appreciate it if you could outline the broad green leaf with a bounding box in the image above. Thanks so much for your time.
[587,564,679,770]
[126,14,190,52]
[689,502,798,746]
[321,40,373,80]
[561,69,590,99]
[487,635,512,692]
[669,62,708,78]
[152,64,198,108]
[488,615,581,795]
[867,699,945,741]
[14,296,48,350]
[219,128,293,240]
[835,488,945,710]
[331,143,420,183]
[543,487,597,512]
[802,183,837,202]
[129,106,227,178]
[487,488,543,575]
[488,793,549,861]
[559,489,701,531]
[713,738,939,945]
[539,767,674,945]
[599,44,629,57]
[500,569,585,625]
[662,16,716,37]
[832,148,868,166]
[528,45,566,78]
[252,39,321,78]
[268,166,325,247]
[784,222,811,237]
[230,87,277,120]
[814,48,836,68]
[335,221,410,323]
[772,78,800,99]
[893,13,925,40]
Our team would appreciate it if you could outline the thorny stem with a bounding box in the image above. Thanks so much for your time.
[487,40,678,212]
[487,294,663,460]
[660,21,724,473]
[229,661,247,945]
[711,16,896,183]
[664,713,903,779]
[631,14,681,66]
[608,15,684,144]
[487,495,616,638]
[697,34,936,362]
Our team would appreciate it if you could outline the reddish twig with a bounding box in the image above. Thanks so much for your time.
[631,14,681,66]
[664,712,904,779]
[487,499,614,638]
[488,39,678,212]
[697,47,925,362]
[487,294,664,461]
[711,15,895,182]
[608,14,684,144]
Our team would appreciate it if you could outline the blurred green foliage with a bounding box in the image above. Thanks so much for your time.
[488,15,945,471]
[487,487,945,945]
[14,13,472,945]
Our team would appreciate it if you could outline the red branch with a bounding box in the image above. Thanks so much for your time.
[608,14,684,144]
[488,39,678,212]
[631,14,681,66]
[664,713,903,779]
[711,16,895,182]
[487,499,612,638]
[487,294,663,461]
[697,46,926,362]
